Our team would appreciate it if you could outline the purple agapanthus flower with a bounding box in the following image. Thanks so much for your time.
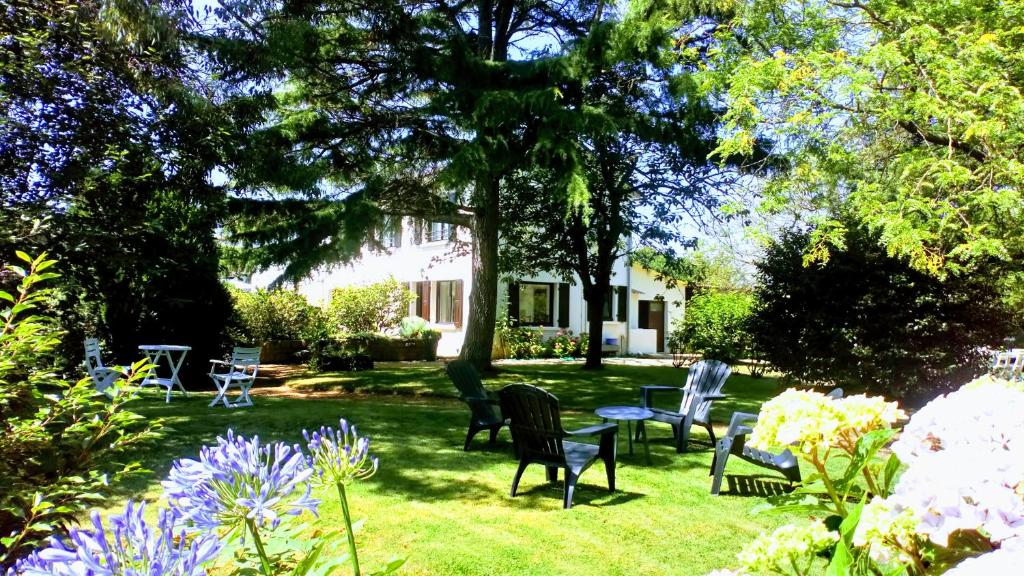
[303,419,378,486]
[11,502,219,576]
[162,430,318,533]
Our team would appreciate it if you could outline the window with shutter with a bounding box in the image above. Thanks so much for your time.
[453,280,463,328]
[412,220,424,245]
[436,280,458,324]
[558,283,570,328]
[418,281,431,319]
[516,282,553,326]
[617,286,627,322]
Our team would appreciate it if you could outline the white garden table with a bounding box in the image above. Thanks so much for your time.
[138,344,191,403]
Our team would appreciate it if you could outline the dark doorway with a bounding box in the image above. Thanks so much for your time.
[638,300,666,352]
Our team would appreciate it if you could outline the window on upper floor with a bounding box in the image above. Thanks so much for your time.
[427,221,452,243]
[380,216,402,248]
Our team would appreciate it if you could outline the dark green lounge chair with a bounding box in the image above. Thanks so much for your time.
[637,359,731,453]
[499,384,617,509]
[710,388,843,495]
[445,360,507,451]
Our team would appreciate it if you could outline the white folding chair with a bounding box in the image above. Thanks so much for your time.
[208,347,261,408]
[992,349,1024,381]
[83,338,125,396]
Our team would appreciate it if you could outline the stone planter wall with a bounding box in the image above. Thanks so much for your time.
[366,338,440,361]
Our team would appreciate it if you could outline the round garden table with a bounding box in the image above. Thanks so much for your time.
[595,405,654,464]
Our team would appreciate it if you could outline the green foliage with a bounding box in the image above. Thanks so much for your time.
[632,247,749,290]
[1,0,237,383]
[671,291,754,364]
[751,225,1013,399]
[231,288,325,344]
[326,279,416,335]
[496,318,587,360]
[398,316,429,339]
[0,253,161,567]
[548,329,584,359]
[702,0,1024,277]
[499,325,547,360]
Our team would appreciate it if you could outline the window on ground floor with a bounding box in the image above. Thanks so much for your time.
[518,282,553,326]
[435,280,463,326]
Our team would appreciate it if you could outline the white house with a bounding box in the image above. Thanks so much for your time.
[254,217,687,357]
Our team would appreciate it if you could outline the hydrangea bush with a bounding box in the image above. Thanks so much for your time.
[711,376,1024,575]
[13,421,402,576]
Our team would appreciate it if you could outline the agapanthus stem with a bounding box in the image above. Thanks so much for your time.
[247,518,273,576]
[336,482,361,576]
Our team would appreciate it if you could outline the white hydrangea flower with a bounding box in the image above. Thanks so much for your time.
[853,497,919,565]
[737,521,837,575]
[883,376,1024,552]
[891,379,1024,465]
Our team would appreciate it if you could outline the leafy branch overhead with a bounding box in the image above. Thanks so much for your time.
[702,0,1024,276]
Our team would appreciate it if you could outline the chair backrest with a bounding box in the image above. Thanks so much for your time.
[446,360,499,422]
[84,338,105,376]
[993,349,1024,380]
[680,359,732,420]
[499,384,567,465]
[231,347,261,377]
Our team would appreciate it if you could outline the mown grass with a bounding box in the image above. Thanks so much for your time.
[118,361,803,575]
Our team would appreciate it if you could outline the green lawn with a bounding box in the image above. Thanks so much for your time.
[120,361,801,575]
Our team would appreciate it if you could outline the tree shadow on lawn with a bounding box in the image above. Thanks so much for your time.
[115,361,783,511]
[508,481,646,509]
[116,392,658,509]
[284,362,779,421]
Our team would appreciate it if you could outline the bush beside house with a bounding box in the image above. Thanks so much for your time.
[668,291,754,364]
[230,279,439,367]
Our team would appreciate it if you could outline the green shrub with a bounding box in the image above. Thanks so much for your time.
[751,226,1012,399]
[504,326,547,359]
[671,291,753,364]
[0,253,160,567]
[549,329,584,358]
[399,315,429,338]
[327,278,416,334]
[231,288,323,344]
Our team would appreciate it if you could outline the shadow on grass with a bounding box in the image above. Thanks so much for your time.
[112,363,785,514]
[721,475,794,498]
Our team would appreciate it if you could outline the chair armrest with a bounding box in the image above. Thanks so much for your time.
[568,422,618,437]
[460,395,493,409]
[725,411,758,438]
[639,385,684,407]
[700,393,727,400]
[209,359,231,366]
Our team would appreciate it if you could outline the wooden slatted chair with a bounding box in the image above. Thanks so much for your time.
[445,360,507,450]
[499,384,617,509]
[208,347,261,408]
[710,388,844,495]
[83,338,125,395]
[637,359,731,453]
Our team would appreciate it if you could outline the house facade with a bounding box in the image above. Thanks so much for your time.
[255,217,686,357]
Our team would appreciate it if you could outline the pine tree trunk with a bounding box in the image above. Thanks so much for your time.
[460,178,500,372]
